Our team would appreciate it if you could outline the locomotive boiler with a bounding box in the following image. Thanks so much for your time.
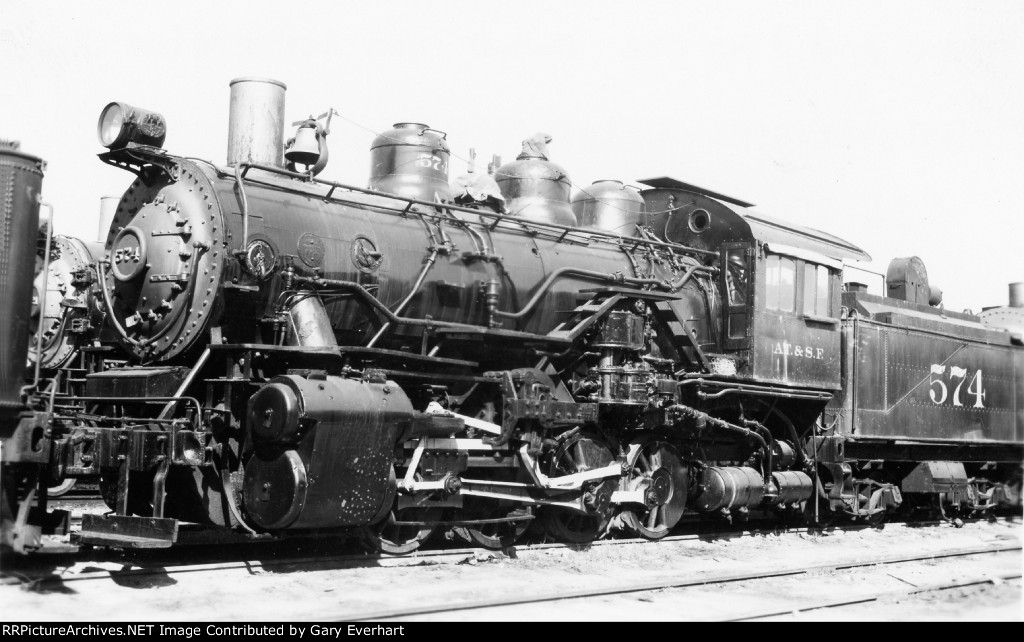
[31,234,105,372]
[2,76,1020,555]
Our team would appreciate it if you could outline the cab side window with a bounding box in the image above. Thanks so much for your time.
[803,263,831,317]
[765,254,795,312]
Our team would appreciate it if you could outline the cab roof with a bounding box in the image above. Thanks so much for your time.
[638,176,871,263]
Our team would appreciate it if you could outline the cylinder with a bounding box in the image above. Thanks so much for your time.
[571,180,644,236]
[247,382,302,444]
[97,195,119,243]
[369,122,451,202]
[227,77,287,168]
[693,466,764,512]
[0,141,44,417]
[496,156,576,226]
[1010,283,1024,308]
[243,375,414,529]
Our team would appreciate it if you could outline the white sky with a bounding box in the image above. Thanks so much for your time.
[2,0,1022,313]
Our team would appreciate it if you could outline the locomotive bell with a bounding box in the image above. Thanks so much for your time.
[285,121,321,166]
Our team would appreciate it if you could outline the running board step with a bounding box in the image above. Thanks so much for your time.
[77,514,179,548]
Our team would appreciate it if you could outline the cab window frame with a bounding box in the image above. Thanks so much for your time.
[764,251,837,322]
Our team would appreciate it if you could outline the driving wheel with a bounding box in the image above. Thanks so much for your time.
[542,432,617,544]
[620,439,688,540]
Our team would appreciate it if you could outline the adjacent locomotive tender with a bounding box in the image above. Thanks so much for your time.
[1,77,1020,554]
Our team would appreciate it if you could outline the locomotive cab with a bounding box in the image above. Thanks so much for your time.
[640,177,870,390]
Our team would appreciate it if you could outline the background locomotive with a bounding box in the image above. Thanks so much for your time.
[1,77,1020,554]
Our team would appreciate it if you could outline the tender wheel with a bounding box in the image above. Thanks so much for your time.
[461,499,534,550]
[543,432,617,544]
[866,506,888,527]
[47,478,77,498]
[620,440,687,540]
[363,507,442,555]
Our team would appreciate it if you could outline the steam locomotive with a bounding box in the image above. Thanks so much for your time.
[1,77,1020,554]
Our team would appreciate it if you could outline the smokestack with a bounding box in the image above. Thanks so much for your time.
[97,195,119,243]
[227,77,287,168]
[1010,282,1024,308]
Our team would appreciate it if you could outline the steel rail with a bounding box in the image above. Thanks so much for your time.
[342,543,1021,621]
[726,572,1022,621]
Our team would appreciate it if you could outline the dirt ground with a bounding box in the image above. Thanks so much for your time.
[1,517,1020,622]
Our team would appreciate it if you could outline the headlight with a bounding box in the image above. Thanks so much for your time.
[98,104,126,147]
[97,102,167,150]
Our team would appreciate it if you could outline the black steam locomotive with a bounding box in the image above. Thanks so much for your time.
[1,77,1020,554]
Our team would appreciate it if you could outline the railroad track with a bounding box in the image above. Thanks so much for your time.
[727,572,1023,621]
[4,517,1017,590]
[341,543,1022,621]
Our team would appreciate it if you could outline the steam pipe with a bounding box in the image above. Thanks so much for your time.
[366,248,440,347]
[667,403,770,481]
[679,378,833,402]
[293,276,483,332]
[53,395,203,420]
[494,267,670,322]
[298,269,665,333]
[666,265,715,292]
[96,264,141,348]
[741,417,773,477]
[234,163,250,257]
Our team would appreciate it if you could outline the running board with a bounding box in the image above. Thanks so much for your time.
[77,514,179,548]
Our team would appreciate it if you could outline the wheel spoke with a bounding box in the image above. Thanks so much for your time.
[545,433,614,544]
[646,505,658,530]
[573,441,586,469]
[637,452,651,473]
